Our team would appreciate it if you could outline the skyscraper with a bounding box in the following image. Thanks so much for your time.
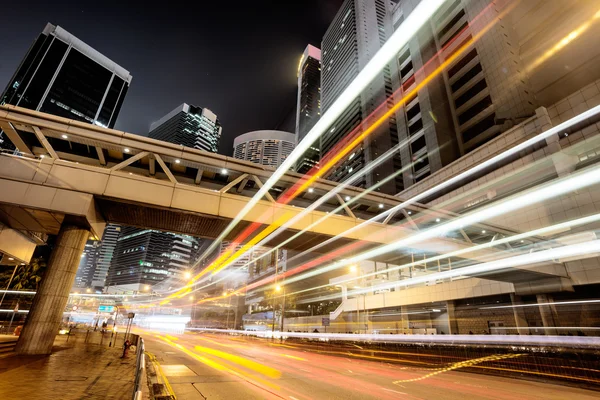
[295,45,322,174]
[90,224,121,290]
[319,0,401,194]
[388,0,539,188]
[0,23,132,149]
[106,228,203,293]
[148,103,222,153]
[72,241,100,289]
[233,130,295,168]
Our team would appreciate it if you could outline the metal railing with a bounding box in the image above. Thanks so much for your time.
[132,337,145,400]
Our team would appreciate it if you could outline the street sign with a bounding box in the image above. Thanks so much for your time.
[72,305,78,311]
[98,305,115,313]
[127,312,135,319]
[322,317,330,327]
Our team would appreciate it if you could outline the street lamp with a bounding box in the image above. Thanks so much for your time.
[276,285,286,333]
[144,285,150,291]
[184,271,192,279]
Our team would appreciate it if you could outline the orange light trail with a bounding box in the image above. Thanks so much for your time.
[160,1,509,307]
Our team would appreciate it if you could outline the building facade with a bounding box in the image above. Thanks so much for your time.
[319,0,402,194]
[90,224,121,290]
[0,23,131,149]
[148,103,222,153]
[105,227,203,293]
[72,241,100,289]
[295,45,322,174]
[232,130,295,168]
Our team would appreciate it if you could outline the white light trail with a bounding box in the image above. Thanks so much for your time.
[290,213,600,296]
[480,299,600,310]
[282,164,600,286]
[185,328,600,347]
[192,0,447,264]
[285,103,600,261]
[351,240,600,296]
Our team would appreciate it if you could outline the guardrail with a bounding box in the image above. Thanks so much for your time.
[132,337,145,400]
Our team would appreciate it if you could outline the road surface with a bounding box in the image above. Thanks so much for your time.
[142,331,599,400]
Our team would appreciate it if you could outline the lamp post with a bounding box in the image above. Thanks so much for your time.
[276,285,286,333]
[271,248,279,333]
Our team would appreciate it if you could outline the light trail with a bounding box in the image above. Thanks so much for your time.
[349,239,600,296]
[526,8,600,74]
[273,163,600,288]
[186,328,600,348]
[154,1,510,303]
[182,0,510,290]
[189,0,447,268]
[285,213,600,298]
[480,299,600,310]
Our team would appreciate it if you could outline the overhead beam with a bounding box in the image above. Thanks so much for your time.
[252,175,276,203]
[237,178,249,193]
[220,173,249,193]
[400,209,419,230]
[95,146,106,166]
[32,127,59,159]
[194,169,204,185]
[0,121,32,154]
[460,229,473,243]
[154,153,178,184]
[336,194,356,219]
[149,157,156,176]
[110,151,149,171]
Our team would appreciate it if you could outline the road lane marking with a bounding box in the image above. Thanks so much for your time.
[382,388,407,395]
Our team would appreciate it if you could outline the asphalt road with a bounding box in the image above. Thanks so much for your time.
[142,331,600,400]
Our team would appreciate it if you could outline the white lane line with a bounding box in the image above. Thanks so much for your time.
[382,388,407,395]
[290,397,300,400]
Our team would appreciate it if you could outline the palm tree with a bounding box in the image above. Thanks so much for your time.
[10,257,47,290]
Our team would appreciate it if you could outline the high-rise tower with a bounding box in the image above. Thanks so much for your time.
[295,45,322,174]
[0,23,132,149]
[148,103,222,153]
[233,130,295,168]
[320,0,401,194]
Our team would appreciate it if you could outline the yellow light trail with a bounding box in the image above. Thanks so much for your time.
[151,1,516,308]
[189,2,514,298]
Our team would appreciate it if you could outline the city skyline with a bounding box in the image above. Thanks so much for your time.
[0,0,344,154]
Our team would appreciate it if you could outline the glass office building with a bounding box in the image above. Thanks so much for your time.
[148,104,222,153]
[0,23,132,149]
[295,45,322,174]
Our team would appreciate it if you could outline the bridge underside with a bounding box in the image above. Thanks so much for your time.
[95,196,363,254]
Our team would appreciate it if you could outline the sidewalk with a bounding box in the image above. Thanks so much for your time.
[0,331,138,400]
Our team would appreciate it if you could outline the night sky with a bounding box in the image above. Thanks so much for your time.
[0,0,343,155]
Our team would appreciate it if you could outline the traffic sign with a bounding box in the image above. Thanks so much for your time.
[98,305,115,313]
[322,317,330,327]
[127,312,135,319]
[72,305,78,311]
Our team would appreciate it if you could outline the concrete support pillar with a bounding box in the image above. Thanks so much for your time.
[398,306,410,334]
[510,294,530,335]
[536,294,559,336]
[16,223,89,355]
[446,301,460,334]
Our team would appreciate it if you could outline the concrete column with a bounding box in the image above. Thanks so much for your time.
[536,294,559,336]
[446,301,460,334]
[398,306,410,334]
[16,223,89,355]
[510,294,530,335]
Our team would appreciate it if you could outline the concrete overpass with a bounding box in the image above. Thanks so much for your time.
[0,105,571,353]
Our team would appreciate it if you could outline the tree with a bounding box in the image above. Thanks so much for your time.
[10,257,47,290]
